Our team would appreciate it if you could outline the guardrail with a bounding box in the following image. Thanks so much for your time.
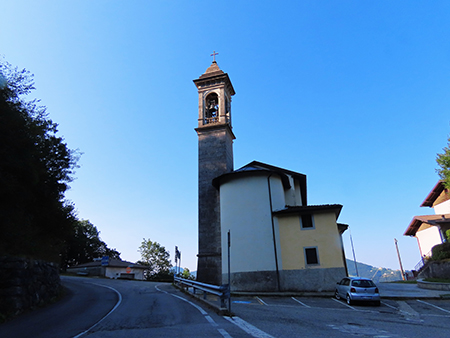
[173,276,230,311]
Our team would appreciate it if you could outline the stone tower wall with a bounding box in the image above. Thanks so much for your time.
[196,125,234,285]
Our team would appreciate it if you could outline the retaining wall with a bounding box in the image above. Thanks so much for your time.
[0,256,61,317]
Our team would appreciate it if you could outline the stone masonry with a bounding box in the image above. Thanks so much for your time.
[196,124,234,285]
[0,256,61,318]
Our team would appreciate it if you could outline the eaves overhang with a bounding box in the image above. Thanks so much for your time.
[273,204,343,219]
[404,214,450,236]
[421,181,446,207]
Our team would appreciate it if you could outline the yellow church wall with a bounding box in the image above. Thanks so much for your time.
[278,212,344,270]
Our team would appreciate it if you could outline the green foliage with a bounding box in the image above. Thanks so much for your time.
[446,229,450,242]
[181,267,195,280]
[0,61,80,262]
[431,242,450,261]
[436,135,450,190]
[138,238,173,280]
[62,219,121,269]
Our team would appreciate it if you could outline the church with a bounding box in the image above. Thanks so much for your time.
[194,59,348,292]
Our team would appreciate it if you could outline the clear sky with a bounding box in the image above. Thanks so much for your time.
[2,1,450,272]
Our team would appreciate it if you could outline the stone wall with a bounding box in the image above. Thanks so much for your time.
[0,256,61,317]
[418,260,450,279]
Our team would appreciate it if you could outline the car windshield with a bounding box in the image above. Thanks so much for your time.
[351,280,375,287]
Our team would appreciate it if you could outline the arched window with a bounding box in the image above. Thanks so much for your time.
[204,93,219,124]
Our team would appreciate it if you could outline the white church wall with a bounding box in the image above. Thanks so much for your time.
[220,174,285,275]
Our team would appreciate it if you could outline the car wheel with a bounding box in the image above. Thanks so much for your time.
[346,294,352,305]
[335,290,340,300]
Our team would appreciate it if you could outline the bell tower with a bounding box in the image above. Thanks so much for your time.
[194,57,235,285]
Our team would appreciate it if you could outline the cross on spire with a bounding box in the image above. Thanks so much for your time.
[210,50,219,62]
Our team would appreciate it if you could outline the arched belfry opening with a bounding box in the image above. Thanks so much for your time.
[194,59,236,285]
[204,92,219,124]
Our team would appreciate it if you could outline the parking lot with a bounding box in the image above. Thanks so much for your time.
[232,295,450,316]
[228,295,450,337]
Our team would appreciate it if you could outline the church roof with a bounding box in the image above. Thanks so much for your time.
[212,160,307,205]
[193,61,236,95]
[199,61,224,79]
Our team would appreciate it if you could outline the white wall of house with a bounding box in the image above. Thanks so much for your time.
[105,267,145,280]
[434,199,450,214]
[416,226,443,256]
[220,174,284,274]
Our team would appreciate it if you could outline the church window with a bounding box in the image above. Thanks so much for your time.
[301,214,314,229]
[204,93,219,124]
[304,247,319,265]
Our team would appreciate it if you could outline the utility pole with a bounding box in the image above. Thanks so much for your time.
[394,238,406,280]
[349,227,359,277]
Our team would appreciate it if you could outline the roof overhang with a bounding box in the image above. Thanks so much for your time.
[273,204,343,219]
[404,214,450,236]
[421,181,447,207]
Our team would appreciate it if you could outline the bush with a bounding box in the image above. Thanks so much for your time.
[431,242,450,261]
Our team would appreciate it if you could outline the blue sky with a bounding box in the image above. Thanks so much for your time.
[2,1,450,272]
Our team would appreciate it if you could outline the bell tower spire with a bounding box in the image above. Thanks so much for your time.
[194,58,235,285]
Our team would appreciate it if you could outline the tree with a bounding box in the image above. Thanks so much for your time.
[436,135,450,190]
[181,267,195,280]
[138,239,172,280]
[0,61,79,262]
[62,219,121,269]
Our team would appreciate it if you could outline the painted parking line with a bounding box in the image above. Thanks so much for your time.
[381,301,397,310]
[417,300,450,314]
[331,297,359,311]
[291,297,311,308]
[255,296,268,306]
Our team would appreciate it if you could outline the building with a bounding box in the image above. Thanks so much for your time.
[404,181,450,259]
[194,60,348,291]
[67,258,147,280]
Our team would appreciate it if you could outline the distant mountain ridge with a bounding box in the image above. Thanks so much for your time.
[346,259,405,283]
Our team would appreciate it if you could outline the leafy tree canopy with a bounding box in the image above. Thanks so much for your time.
[62,219,121,269]
[138,238,172,280]
[436,135,450,190]
[0,61,79,262]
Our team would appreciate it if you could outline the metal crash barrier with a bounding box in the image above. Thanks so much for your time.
[173,276,230,310]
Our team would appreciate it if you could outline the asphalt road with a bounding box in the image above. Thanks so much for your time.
[3,276,450,338]
[0,276,118,338]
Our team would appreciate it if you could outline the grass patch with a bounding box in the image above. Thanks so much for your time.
[387,280,417,284]
[423,278,450,283]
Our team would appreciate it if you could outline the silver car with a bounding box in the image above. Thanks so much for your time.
[335,277,381,306]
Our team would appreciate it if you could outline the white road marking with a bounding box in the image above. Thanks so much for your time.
[255,296,268,306]
[291,297,311,308]
[218,328,233,338]
[72,283,123,338]
[331,297,359,310]
[225,316,275,338]
[381,301,397,310]
[397,301,422,322]
[155,284,233,337]
[417,300,450,314]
